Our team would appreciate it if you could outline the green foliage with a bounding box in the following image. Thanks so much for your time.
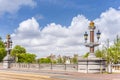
[96,36,120,64]
[11,45,26,57]
[83,52,89,58]
[52,60,57,64]
[109,36,120,64]
[11,45,37,63]
[0,40,5,48]
[62,56,66,64]
[17,53,36,63]
[71,54,78,64]
[57,57,63,64]
[72,57,78,64]
[104,36,120,64]
[0,39,6,62]
[0,48,6,62]
[38,57,51,63]
[95,49,104,58]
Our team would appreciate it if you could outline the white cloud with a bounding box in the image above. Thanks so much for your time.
[11,7,120,58]
[0,0,36,15]
[34,14,44,20]
[95,8,120,41]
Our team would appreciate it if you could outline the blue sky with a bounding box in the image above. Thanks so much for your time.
[1,0,120,38]
[0,0,120,57]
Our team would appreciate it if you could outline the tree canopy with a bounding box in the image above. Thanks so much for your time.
[38,57,51,63]
[11,45,26,57]
[95,36,120,64]
[17,53,36,63]
[0,38,6,62]
[11,45,36,63]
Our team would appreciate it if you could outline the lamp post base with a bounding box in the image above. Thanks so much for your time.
[78,57,106,73]
[88,53,96,58]
[3,54,14,69]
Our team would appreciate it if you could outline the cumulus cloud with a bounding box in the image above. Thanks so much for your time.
[0,0,36,15]
[34,14,44,20]
[95,8,120,41]
[11,7,120,58]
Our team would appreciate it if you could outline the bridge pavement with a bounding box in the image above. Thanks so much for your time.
[0,70,62,80]
[0,69,120,80]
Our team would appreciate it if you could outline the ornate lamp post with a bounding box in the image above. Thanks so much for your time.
[3,34,13,68]
[78,21,106,73]
[4,34,12,54]
[84,21,101,58]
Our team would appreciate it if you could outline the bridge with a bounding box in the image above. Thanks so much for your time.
[0,63,120,80]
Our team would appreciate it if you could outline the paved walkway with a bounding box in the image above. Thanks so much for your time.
[0,69,120,80]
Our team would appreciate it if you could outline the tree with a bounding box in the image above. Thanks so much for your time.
[0,48,6,62]
[72,54,78,64]
[57,55,63,64]
[11,45,26,56]
[103,36,120,64]
[17,53,36,63]
[62,56,67,64]
[38,57,51,63]
[11,45,37,63]
[109,35,120,64]
[97,36,120,64]
[0,38,6,62]
[57,57,63,64]
[11,45,26,62]
[95,49,105,58]
[83,52,89,58]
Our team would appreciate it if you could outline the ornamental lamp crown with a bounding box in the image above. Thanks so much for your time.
[89,21,95,29]
[6,34,10,39]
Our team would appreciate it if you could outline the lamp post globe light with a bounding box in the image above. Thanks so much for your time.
[96,30,101,41]
[78,21,106,73]
[84,32,88,43]
[3,34,14,69]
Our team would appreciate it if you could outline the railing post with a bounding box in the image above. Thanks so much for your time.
[65,64,66,70]
[87,59,88,73]
[77,63,78,71]
[39,63,40,69]
[51,63,53,70]
[28,63,30,69]
[18,63,20,68]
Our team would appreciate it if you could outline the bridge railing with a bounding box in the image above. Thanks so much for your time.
[111,64,120,73]
[1,62,120,73]
[10,63,78,71]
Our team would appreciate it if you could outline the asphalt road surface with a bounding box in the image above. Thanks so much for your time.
[0,70,62,80]
[0,69,120,80]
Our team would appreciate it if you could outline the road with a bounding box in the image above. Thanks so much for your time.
[0,69,120,80]
[0,70,62,80]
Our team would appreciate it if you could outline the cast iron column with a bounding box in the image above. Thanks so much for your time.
[90,27,94,53]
